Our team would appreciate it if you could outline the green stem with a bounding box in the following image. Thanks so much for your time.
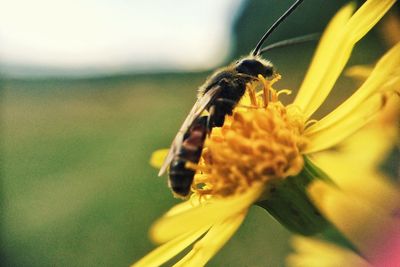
[256,156,332,235]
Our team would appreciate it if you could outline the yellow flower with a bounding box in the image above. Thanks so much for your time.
[287,96,400,267]
[134,0,398,266]
[287,237,373,267]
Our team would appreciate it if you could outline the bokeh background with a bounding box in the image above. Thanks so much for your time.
[1,0,397,266]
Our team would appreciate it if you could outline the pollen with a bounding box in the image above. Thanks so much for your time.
[193,76,308,197]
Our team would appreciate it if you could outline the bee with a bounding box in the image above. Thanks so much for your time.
[159,0,307,197]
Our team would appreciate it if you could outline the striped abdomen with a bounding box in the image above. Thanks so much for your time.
[169,116,208,197]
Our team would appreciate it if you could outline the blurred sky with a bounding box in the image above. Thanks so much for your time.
[0,0,243,75]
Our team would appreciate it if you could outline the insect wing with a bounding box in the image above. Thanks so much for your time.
[158,86,221,176]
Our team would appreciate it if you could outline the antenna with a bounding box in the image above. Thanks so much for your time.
[252,0,304,56]
[258,33,320,54]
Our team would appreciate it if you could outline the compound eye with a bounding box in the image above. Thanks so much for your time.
[263,65,274,77]
[235,59,259,76]
[236,59,273,78]
[238,59,257,69]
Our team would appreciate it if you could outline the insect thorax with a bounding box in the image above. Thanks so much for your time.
[198,56,274,98]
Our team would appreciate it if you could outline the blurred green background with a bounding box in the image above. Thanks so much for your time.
[2,0,394,266]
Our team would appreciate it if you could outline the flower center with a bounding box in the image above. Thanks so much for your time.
[192,76,308,198]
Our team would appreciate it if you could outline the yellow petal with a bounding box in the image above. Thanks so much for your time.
[308,88,399,165]
[164,198,199,217]
[308,181,400,261]
[305,42,400,135]
[173,213,246,267]
[302,0,397,118]
[312,126,396,170]
[132,227,209,267]
[287,236,372,267]
[345,0,396,43]
[375,91,400,125]
[311,152,400,213]
[293,3,354,114]
[304,91,391,153]
[307,92,400,214]
[345,65,373,80]
[150,183,264,243]
[150,149,169,169]
[294,0,396,119]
